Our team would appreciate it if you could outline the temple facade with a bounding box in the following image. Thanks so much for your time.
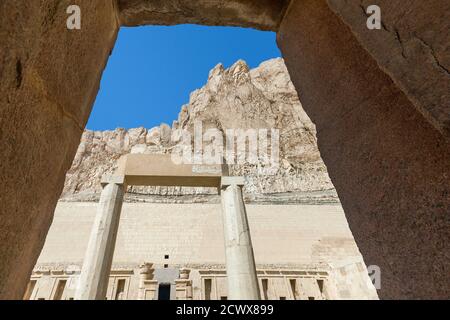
[26,202,378,300]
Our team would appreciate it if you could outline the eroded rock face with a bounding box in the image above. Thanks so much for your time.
[62,58,336,203]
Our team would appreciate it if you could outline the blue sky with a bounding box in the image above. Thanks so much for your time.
[87,25,281,130]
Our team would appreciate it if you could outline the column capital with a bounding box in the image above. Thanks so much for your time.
[101,175,126,187]
[179,268,191,280]
[221,176,245,189]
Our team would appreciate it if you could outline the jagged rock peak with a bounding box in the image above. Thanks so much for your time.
[61,58,336,203]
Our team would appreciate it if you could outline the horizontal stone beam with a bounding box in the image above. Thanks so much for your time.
[117,0,291,31]
[115,154,228,188]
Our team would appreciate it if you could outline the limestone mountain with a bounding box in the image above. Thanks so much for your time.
[61,58,337,203]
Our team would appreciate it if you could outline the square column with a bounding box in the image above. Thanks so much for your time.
[75,176,126,300]
[220,177,260,300]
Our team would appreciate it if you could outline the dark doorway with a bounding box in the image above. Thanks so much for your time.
[158,284,171,300]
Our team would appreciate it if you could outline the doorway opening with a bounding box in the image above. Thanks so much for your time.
[158,284,171,301]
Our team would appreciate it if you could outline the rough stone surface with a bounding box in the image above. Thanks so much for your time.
[327,0,450,138]
[61,59,336,204]
[118,0,291,30]
[278,0,450,299]
[0,0,119,299]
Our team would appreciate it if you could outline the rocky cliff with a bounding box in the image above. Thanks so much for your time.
[61,58,337,203]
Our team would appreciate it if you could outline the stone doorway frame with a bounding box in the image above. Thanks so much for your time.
[1,0,449,299]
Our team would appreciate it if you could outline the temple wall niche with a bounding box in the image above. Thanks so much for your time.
[26,267,369,300]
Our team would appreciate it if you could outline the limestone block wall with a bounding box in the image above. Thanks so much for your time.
[38,202,365,267]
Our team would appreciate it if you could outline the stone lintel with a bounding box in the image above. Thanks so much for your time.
[115,154,226,188]
[117,0,291,31]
